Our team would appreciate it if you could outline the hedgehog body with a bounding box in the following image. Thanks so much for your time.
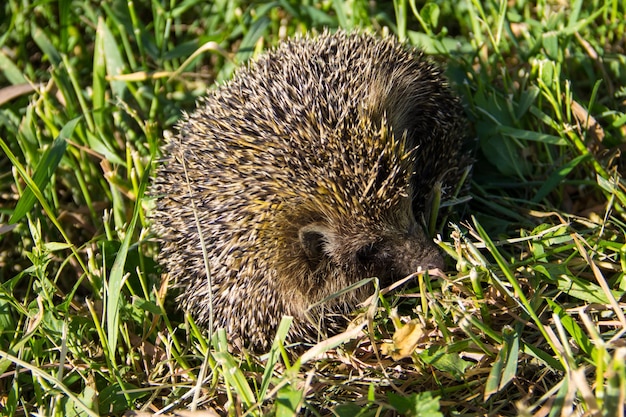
[151,31,470,350]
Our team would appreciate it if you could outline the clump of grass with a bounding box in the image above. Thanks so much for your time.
[1,0,625,415]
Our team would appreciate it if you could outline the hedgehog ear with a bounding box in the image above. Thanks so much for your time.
[298,223,335,265]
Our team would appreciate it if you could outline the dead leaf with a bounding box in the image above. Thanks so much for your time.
[0,83,39,106]
[571,99,605,148]
[381,319,425,360]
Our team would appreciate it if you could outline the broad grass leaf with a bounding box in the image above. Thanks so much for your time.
[298,5,335,27]
[99,17,127,100]
[497,125,566,145]
[420,3,440,28]
[43,242,72,252]
[487,327,521,396]
[532,154,589,202]
[331,0,349,29]
[548,377,569,417]
[546,299,595,358]
[420,345,472,380]
[334,403,374,417]
[276,384,303,417]
[105,158,151,362]
[387,391,443,417]
[217,15,270,82]
[502,337,520,390]
[132,297,161,315]
[93,18,107,132]
[484,339,506,399]
[85,130,125,165]
[515,86,540,120]
[557,274,625,304]
[31,24,62,66]
[237,15,270,62]
[0,50,27,84]
[524,342,563,371]
[260,316,294,400]
[542,31,559,60]
[213,331,256,408]
[604,352,626,417]
[407,31,462,55]
[62,383,97,417]
[9,117,78,224]
[98,382,146,414]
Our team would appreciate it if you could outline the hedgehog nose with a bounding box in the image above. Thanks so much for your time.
[412,248,445,273]
[421,250,445,272]
[426,252,445,271]
[404,227,446,273]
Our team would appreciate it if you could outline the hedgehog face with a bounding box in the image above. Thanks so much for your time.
[284,206,444,314]
[298,221,443,283]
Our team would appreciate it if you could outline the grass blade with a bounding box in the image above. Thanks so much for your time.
[105,157,152,362]
[259,316,294,400]
[213,330,256,409]
[532,153,589,203]
[473,216,565,371]
[8,117,78,224]
[0,349,98,417]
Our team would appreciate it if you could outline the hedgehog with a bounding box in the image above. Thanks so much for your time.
[151,30,471,351]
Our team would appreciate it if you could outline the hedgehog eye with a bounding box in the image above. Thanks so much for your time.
[356,242,380,265]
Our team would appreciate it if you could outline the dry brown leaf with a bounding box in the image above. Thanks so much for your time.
[381,319,425,360]
[0,83,38,106]
[571,99,605,147]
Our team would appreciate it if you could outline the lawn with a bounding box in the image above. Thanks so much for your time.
[1,0,625,415]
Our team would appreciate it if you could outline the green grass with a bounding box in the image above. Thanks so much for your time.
[1,0,625,415]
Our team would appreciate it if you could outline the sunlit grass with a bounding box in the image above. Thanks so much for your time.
[1,0,625,415]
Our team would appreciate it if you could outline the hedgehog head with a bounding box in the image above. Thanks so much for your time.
[267,114,445,325]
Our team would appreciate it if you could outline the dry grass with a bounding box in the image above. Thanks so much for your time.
[1,0,625,415]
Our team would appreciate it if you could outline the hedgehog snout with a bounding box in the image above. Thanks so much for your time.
[298,220,445,273]
[364,233,445,284]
